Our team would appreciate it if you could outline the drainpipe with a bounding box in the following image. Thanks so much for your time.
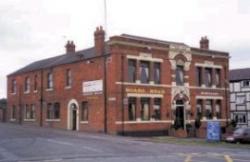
[121,55,125,136]
[40,70,44,127]
[103,54,108,133]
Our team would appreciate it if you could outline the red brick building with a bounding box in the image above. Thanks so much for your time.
[7,27,230,137]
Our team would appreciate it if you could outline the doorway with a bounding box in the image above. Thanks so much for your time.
[67,99,79,131]
[175,100,185,129]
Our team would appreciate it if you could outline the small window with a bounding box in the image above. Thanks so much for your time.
[81,101,88,121]
[11,105,16,119]
[152,98,161,120]
[11,79,17,94]
[47,72,53,89]
[196,67,202,87]
[66,69,72,87]
[140,61,150,84]
[154,63,161,84]
[235,114,247,124]
[34,75,38,91]
[243,80,250,87]
[128,98,136,121]
[24,77,30,93]
[205,100,212,119]
[236,95,245,105]
[141,98,150,121]
[128,59,136,83]
[176,65,184,86]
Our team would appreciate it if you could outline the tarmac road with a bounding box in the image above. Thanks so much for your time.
[0,123,249,162]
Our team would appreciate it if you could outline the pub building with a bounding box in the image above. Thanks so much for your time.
[7,26,230,137]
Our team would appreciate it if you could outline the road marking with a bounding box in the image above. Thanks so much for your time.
[224,155,233,162]
[184,155,192,162]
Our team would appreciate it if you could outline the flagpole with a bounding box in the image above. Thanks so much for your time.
[104,0,108,40]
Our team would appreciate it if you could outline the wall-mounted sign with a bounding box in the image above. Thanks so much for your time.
[125,88,165,95]
[83,80,103,95]
[201,92,220,96]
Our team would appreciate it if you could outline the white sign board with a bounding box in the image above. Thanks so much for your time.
[83,80,103,95]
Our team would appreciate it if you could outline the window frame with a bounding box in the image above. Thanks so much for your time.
[81,101,88,121]
[128,59,137,83]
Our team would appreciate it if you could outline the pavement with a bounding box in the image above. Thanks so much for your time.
[0,123,249,162]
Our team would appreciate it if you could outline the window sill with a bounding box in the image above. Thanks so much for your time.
[10,93,16,95]
[24,91,30,94]
[10,118,16,121]
[46,88,53,92]
[46,119,60,122]
[80,121,89,124]
[65,86,71,90]
[24,119,36,122]
[33,90,38,93]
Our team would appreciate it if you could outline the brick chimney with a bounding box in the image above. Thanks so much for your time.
[65,40,76,54]
[94,26,105,56]
[200,36,209,50]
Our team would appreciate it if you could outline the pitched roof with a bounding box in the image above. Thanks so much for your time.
[230,68,250,82]
[9,45,109,76]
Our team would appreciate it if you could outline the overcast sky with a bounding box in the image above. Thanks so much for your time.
[0,0,250,98]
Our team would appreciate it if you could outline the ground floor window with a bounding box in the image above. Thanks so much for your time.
[128,98,136,121]
[152,98,161,120]
[47,102,60,119]
[205,100,213,119]
[234,113,247,124]
[81,101,88,121]
[11,105,16,119]
[24,104,35,119]
[215,100,221,119]
[141,98,150,121]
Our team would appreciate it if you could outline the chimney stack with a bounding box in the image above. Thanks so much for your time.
[65,40,76,54]
[94,26,105,56]
[199,36,209,50]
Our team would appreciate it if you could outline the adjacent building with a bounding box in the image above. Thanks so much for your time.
[230,68,250,127]
[7,26,230,137]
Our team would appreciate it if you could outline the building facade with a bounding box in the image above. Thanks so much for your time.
[230,68,250,127]
[7,27,230,137]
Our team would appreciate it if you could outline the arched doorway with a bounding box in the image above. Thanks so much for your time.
[175,100,185,129]
[67,99,79,131]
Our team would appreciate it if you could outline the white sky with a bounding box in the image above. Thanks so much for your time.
[0,0,250,98]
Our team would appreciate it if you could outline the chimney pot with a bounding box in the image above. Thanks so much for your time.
[65,40,76,54]
[94,26,105,56]
[200,36,209,50]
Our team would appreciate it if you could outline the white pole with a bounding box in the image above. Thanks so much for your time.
[104,0,108,40]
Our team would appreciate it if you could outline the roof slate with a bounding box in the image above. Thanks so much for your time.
[230,68,250,82]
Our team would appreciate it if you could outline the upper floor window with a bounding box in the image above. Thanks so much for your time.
[154,63,161,84]
[65,69,72,87]
[47,72,53,89]
[196,67,202,87]
[128,97,136,121]
[128,59,136,83]
[11,79,17,94]
[140,61,150,83]
[24,77,30,93]
[176,65,184,86]
[243,80,250,87]
[205,68,212,87]
[215,69,221,87]
[34,75,38,91]
[81,101,88,121]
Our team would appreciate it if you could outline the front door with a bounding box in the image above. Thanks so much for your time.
[175,100,185,129]
[72,109,77,131]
